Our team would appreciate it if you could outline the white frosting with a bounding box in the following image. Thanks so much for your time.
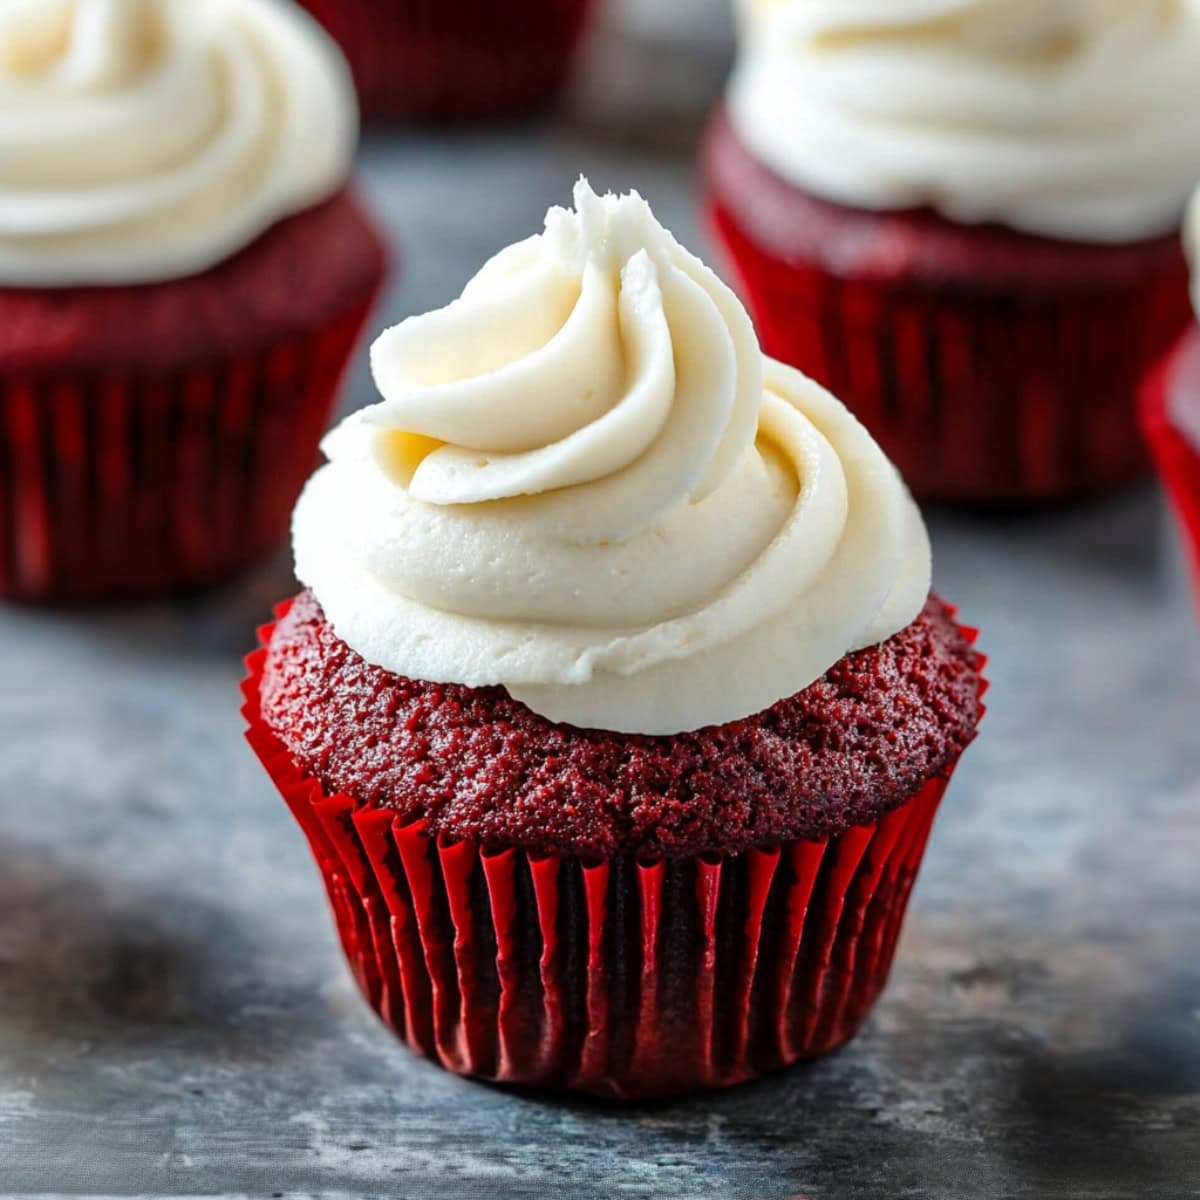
[729,0,1200,243]
[0,0,356,286]
[294,181,931,735]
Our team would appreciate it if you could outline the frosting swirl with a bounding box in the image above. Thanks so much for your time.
[0,0,356,286]
[294,180,931,735]
[729,0,1200,243]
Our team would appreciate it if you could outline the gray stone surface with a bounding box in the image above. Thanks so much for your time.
[2,3,1200,1196]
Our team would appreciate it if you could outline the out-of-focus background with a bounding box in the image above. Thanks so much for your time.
[1,3,1199,1196]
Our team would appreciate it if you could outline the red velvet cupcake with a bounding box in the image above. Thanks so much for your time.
[705,2,1200,505]
[0,0,386,604]
[1142,197,1200,599]
[244,181,985,1099]
[298,0,596,122]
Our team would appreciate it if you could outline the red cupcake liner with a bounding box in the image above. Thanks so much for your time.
[0,300,376,605]
[300,0,596,122]
[1141,325,1200,596]
[704,129,1192,506]
[242,603,986,1099]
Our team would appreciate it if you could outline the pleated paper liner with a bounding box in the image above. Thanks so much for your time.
[0,201,386,605]
[300,0,596,122]
[1141,326,1200,599]
[703,113,1192,507]
[244,602,987,1100]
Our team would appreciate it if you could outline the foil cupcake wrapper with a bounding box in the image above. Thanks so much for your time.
[244,602,986,1099]
[704,116,1191,506]
[301,0,595,121]
[1142,325,1200,596]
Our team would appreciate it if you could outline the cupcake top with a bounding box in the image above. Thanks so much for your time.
[262,592,982,857]
[728,0,1200,243]
[293,179,930,735]
[0,0,356,287]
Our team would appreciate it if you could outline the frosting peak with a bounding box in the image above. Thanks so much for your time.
[362,181,760,542]
[0,0,356,286]
[295,181,931,734]
[729,0,1200,242]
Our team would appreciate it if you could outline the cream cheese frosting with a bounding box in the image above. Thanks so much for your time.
[293,180,931,735]
[729,0,1200,243]
[0,0,356,286]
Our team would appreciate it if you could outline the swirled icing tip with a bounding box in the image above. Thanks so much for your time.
[543,177,670,274]
[564,176,614,254]
[0,0,357,286]
[20,0,155,87]
[360,174,764,533]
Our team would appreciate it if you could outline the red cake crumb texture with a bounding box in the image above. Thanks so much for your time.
[259,590,984,859]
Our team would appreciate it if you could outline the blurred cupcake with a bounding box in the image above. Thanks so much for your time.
[298,0,596,122]
[704,0,1200,504]
[0,0,386,604]
[243,181,985,1099]
[1142,189,1200,596]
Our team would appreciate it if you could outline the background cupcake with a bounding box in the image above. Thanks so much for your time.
[705,0,1200,504]
[244,181,985,1099]
[298,0,596,122]
[0,0,386,604]
[1143,189,1200,599]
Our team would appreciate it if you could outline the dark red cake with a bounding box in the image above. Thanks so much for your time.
[261,589,982,858]
[704,110,1193,505]
[244,590,985,1098]
[0,192,386,604]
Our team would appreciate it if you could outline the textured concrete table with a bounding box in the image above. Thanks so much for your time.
[2,5,1200,1197]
